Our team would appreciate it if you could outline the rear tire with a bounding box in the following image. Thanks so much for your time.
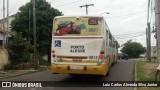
[106,60,110,76]
[106,70,109,76]
[111,62,114,66]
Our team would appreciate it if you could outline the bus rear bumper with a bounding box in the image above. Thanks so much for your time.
[51,63,108,76]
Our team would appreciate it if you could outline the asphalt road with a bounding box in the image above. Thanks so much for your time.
[0,59,134,90]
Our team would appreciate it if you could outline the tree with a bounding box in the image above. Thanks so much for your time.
[9,33,32,65]
[11,0,62,57]
[121,40,146,58]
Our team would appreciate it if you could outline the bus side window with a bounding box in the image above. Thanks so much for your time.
[109,33,112,47]
[106,29,108,45]
[113,42,115,48]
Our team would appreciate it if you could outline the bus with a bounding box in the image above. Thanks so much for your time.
[51,16,119,76]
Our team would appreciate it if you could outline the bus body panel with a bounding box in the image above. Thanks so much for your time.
[51,62,109,75]
[53,38,103,58]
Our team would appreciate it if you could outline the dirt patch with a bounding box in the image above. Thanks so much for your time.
[138,87,148,90]
[138,87,159,90]
[142,62,158,78]
[137,60,160,90]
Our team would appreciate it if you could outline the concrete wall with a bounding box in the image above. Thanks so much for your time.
[0,48,9,69]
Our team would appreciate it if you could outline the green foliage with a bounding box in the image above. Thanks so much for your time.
[4,64,17,70]
[121,40,146,58]
[9,33,32,65]
[39,59,50,66]
[11,0,62,55]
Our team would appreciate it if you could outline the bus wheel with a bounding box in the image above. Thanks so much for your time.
[106,61,110,76]
[111,62,114,66]
[106,70,109,76]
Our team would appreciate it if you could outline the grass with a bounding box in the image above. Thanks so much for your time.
[136,60,146,81]
[136,59,158,81]
[135,59,160,90]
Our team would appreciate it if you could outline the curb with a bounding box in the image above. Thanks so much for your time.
[0,66,50,79]
[0,70,37,79]
[134,60,137,90]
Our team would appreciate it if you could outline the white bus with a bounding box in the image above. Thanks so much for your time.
[51,16,118,76]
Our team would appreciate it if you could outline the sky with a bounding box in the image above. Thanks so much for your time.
[0,0,156,48]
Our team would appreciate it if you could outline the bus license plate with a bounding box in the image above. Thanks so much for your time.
[70,66,83,70]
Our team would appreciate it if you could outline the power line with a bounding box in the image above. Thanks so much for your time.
[50,0,74,3]
[54,0,82,7]
[115,31,154,38]
[115,33,146,39]
[49,0,55,3]
[105,10,148,19]
[114,33,146,38]
[113,31,145,36]
[9,0,20,15]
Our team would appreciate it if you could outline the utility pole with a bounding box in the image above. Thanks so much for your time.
[2,0,5,47]
[147,22,151,61]
[80,4,94,15]
[146,0,151,61]
[6,0,9,47]
[146,28,148,59]
[155,0,160,65]
[33,0,38,69]
[29,8,31,44]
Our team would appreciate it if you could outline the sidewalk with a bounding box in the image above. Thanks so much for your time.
[0,66,50,79]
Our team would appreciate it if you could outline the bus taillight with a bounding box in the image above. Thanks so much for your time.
[99,50,104,59]
[100,50,105,54]
[99,54,103,59]
[52,54,56,57]
[51,50,55,53]
[51,50,56,58]
[97,50,104,65]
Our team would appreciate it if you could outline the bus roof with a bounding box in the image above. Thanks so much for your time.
[54,15,104,19]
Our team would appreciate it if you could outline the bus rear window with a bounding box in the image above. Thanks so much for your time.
[88,18,98,25]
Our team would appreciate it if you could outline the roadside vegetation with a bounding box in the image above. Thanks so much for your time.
[121,40,146,58]
[135,59,160,90]
[3,0,62,70]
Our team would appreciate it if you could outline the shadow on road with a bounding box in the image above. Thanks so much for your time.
[63,74,107,81]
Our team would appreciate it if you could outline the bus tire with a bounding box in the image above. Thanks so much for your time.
[106,60,110,76]
[111,62,114,66]
[106,70,109,76]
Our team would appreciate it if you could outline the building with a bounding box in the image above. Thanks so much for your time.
[0,14,16,32]
[0,14,15,47]
[0,23,6,47]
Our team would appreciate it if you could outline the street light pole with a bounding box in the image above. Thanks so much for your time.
[6,0,9,47]
[99,12,110,15]
[2,0,5,47]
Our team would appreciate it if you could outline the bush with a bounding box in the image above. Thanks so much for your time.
[4,62,34,70]
[8,33,33,65]
[39,59,50,66]
[4,64,17,70]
